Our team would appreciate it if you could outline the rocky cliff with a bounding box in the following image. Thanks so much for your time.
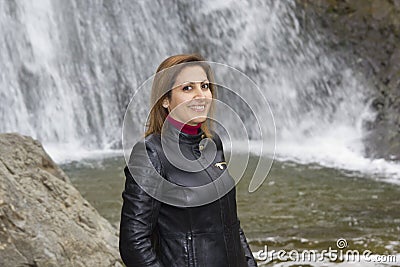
[0,133,122,266]
[296,0,400,160]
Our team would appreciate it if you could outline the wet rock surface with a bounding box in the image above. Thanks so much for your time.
[296,0,400,160]
[0,133,123,267]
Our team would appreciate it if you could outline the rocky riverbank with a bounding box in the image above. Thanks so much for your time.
[0,133,122,267]
[296,0,400,160]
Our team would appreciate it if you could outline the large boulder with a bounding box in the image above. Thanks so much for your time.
[0,133,122,267]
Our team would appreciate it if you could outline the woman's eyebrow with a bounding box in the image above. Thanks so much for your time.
[180,79,209,85]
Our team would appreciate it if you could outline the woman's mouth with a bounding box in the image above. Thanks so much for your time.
[189,105,206,112]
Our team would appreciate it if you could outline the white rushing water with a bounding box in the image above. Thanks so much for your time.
[1,0,399,182]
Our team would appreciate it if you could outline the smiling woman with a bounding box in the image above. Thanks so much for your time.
[162,65,213,126]
[119,54,257,267]
[144,54,218,139]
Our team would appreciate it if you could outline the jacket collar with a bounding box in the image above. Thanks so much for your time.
[163,118,204,145]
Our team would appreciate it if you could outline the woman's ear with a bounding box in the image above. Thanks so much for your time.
[162,98,169,109]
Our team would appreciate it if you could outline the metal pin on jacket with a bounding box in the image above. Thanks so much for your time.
[215,161,227,169]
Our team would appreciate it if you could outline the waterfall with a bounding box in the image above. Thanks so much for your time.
[1,0,399,181]
[1,0,188,152]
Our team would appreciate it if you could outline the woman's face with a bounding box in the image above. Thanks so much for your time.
[163,65,213,126]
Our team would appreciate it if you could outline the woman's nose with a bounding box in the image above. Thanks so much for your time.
[193,83,205,97]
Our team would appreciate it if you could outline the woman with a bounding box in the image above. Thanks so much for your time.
[119,54,257,267]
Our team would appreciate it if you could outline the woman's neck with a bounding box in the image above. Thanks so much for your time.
[166,115,202,135]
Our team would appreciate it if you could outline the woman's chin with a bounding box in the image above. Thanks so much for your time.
[188,117,207,125]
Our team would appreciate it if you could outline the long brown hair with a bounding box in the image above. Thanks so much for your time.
[145,54,216,138]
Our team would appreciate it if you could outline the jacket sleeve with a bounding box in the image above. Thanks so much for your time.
[238,221,258,267]
[119,140,164,267]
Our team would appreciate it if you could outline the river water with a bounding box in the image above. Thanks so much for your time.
[62,155,400,267]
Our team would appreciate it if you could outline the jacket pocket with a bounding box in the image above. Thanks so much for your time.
[159,234,188,267]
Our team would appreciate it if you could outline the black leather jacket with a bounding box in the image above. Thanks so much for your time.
[119,121,257,267]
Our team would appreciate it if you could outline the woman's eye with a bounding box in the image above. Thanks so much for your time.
[202,83,209,89]
[182,85,193,91]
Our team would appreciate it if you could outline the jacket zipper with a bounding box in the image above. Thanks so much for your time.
[186,232,194,267]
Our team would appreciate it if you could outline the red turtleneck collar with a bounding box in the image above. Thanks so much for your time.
[166,115,202,135]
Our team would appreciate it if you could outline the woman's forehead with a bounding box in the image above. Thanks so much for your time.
[173,66,208,86]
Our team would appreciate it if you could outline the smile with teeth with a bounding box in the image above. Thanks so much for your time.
[189,105,206,112]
